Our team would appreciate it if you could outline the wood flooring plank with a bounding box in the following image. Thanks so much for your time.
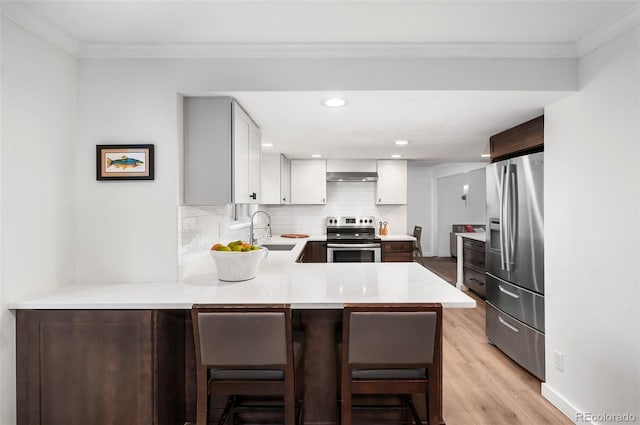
[422,256,573,425]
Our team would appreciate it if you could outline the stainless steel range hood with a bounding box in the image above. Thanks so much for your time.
[326,171,378,182]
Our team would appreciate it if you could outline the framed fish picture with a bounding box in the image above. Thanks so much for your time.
[96,144,154,181]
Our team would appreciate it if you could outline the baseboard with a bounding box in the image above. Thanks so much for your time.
[541,383,583,424]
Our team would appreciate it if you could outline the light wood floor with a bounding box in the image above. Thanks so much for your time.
[422,257,572,425]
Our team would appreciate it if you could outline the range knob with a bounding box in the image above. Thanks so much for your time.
[359,219,363,223]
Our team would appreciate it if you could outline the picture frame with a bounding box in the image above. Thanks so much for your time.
[96,144,154,181]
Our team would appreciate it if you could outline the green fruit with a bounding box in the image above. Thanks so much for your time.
[250,245,260,251]
[216,246,231,251]
[228,240,243,247]
[231,245,243,252]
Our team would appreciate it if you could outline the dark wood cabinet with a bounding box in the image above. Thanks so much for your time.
[462,238,486,298]
[300,241,327,263]
[16,310,186,425]
[490,115,544,162]
[381,241,413,262]
[16,308,443,425]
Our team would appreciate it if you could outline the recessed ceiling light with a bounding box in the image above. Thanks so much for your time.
[322,97,347,108]
[312,154,322,158]
[391,154,402,158]
[481,153,490,158]
[394,140,409,145]
[262,143,273,147]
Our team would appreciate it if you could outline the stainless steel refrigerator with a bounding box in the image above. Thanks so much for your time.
[485,151,545,380]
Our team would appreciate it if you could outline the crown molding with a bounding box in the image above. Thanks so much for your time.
[577,3,640,57]
[77,42,578,59]
[1,1,79,56]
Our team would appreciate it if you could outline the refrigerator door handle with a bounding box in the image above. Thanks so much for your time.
[502,164,512,271]
[508,165,517,271]
[499,165,507,270]
[503,163,514,272]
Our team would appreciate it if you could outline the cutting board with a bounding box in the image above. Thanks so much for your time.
[281,234,310,238]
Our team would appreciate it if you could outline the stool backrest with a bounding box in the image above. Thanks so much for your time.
[192,304,291,368]
[344,304,441,368]
[413,226,422,240]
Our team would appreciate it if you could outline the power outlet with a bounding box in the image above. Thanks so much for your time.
[554,350,564,372]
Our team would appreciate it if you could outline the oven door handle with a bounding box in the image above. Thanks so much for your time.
[326,243,381,249]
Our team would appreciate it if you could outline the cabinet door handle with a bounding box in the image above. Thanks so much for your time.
[250,192,257,200]
[379,198,382,202]
[469,278,485,285]
[322,198,325,203]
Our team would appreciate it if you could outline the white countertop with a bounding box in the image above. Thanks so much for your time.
[378,234,416,241]
[9,236,475,310]
[456,232,486,242]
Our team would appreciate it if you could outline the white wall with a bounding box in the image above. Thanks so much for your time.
[408,162,487,258]
[264,182,407,235]
[0,17,77,424]
[543,26,639,423]
[73,56,574,283]
[436,167,486,256]
[407,165,435,256]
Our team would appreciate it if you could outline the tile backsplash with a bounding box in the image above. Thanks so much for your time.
[178,205,229,280]
[178,182,407,280]
[264,182,407,234]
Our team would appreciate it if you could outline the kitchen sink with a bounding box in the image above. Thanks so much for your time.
[261,244,296,251]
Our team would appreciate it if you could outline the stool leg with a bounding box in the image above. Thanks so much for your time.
[196,367,208,425]
[285,371,296,425]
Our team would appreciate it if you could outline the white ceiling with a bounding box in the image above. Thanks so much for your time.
[220,90,568,161]
[19,1,637,44]
[6,1,637,162]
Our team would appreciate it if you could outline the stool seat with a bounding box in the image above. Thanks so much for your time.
[352,368,427,380]
[210,334,304,381]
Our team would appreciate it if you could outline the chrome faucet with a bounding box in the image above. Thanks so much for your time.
[250,210,272,246]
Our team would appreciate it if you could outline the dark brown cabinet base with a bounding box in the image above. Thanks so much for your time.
[298,241,327,263]
[381,241,414,262]
[16,309,444,425]
[462,238,486,298]
[16,310,186,425]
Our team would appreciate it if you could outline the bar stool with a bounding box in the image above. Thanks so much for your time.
[412,226,425,265]
[339,303,442,425]
[191,304,304,425]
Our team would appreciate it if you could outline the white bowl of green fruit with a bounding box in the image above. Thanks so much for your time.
[209,241,268,282]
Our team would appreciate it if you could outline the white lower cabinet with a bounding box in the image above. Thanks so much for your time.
[290,160,326,204]
[376,160,407,205]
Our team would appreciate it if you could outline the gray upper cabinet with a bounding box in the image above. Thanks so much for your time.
[183,97,261,205]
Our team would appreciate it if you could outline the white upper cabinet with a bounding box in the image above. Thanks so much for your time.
[280,154,291,204]
[376,160,407,205]
[183,97,261,205]
[233,102,262,203]
[290,160,326,204]
[261,153,291,205]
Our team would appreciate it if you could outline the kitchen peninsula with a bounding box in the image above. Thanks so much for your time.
[11,238,474,425]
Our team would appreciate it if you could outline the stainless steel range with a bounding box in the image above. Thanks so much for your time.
[326,216,381,263]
